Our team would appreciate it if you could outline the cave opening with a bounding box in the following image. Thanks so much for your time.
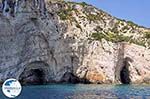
[31,69,45,84]
[61,72,80,84]
[20,68,46,85]
[120,61,131,84]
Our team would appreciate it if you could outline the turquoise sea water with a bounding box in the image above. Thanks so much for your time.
[0,84,150,99]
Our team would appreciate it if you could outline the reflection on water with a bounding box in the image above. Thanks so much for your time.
[0,84,150,99]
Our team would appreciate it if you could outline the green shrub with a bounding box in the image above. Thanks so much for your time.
[122,26,129,30]
[57,5,73,20]
[91,32,105,41]
[80,2,88,7]
[127,21,138,27]
[91,32,131,43]
[84,13,100,22]
[144,32,150,39]
[91,31,148,47]
[67,1,88,7]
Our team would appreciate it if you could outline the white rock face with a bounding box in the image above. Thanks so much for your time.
[124,44,150,84]
[0,0,150,84]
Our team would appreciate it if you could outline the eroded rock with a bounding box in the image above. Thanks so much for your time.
[0,0,150,85]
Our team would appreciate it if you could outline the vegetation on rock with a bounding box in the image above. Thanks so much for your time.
[91,31,147,47]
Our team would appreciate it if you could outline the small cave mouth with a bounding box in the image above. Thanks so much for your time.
[60,72,90,84]
[60,72,80,84]
[20,69,46,85]
[120,65,131,84]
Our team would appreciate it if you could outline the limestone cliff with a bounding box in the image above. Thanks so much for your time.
[0,0,150,84]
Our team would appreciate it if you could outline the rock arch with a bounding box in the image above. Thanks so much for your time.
[19,61,50,85]
[115,43,131,84]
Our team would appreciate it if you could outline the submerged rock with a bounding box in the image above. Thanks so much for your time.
[0,0,150,84]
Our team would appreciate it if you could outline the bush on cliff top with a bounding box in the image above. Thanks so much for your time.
[91,32,146,47]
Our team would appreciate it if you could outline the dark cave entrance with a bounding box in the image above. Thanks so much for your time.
[60,72,80,84]
[120,59,131,84]
[31,69,45,84]
[60,72,90,84]
[19,61,50,85]
[20,68,46,85]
